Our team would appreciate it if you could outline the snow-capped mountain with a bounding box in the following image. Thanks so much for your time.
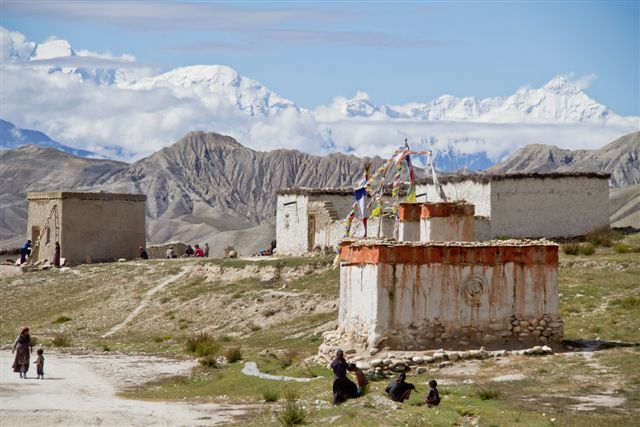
[315,76,638,127]
[122,65,299,118]
[0,119,98,158]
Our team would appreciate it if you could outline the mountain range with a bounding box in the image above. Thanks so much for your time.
[3,26,638,164]
[1,130,638,254]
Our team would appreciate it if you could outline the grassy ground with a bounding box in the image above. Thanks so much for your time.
[1,234,639,426]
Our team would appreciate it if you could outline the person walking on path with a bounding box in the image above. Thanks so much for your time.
[34,348,45,379]
[12,327,33,378]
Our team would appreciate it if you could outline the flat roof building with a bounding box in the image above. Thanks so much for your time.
[26,192,146,265]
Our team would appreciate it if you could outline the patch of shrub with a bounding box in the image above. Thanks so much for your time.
[614,243,631,253]
[249,323,261,332]
[185,332,220,357]
[198,355,218,368]
[585,226,622,247]
[455,406,480,417]
[52,334,71,347]
[53,315,72,324]
[579,242,595,255]
[219,335,233,343]
[562,243,580,255]
[159,296,170,304]
[279,348,300,369]
[153,336,164,343]
[477,385,500,400]
[225,346,243,363]
[30,336,39,347]
[277,389,305,426]
[262,388,279,402]
[102,345,111,352]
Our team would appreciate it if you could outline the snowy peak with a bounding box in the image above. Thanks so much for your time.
[318,75,637,126]
[123,65,298,117]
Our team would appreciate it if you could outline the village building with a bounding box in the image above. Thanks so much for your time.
[276,172,610,255]
[416,172,610,240]
[322,238,563,353]
[26,192,146,265]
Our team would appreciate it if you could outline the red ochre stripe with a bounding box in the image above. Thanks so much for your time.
[340,245,557,265]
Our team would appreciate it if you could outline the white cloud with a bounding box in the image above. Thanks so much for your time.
[0,27,36,62]
[1,28,636,165]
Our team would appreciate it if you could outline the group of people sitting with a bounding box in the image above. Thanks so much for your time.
[330,349,440,407]
[164,243,210,259]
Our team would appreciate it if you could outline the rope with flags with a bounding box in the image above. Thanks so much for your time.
[343,139,439,239]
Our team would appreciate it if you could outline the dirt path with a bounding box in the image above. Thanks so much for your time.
[0,350,247,426]
[103,266,193,338]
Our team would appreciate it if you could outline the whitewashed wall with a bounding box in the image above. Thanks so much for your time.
[417,181,491,216]
[275,194,309,255]
[490,177,610,238]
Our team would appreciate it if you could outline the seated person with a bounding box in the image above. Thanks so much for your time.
[139,246,149,260]
[184,245,194,257]
[166,246,177,259]
[426,379,441,407]
[194,244,205,257]
[385,372,416,403]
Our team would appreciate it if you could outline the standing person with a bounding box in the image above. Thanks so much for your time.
[425,379,440,407]
[194,244,205,257]
[330,349,359,405]
[385,372,416,402]
[53,241,61,267]
[20,240,32,264]
[204,243,210,257]
[12,327,33,378]
[139,245,149,260]
[34,348,45,379]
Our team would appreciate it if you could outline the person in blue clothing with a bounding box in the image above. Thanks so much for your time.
[19,240,32,264]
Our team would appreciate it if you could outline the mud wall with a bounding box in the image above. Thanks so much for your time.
[337,242,562,350]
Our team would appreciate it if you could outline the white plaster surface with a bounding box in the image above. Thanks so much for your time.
[420,215,474,242]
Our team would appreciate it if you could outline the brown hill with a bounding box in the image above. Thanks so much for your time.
[488,131,640,187]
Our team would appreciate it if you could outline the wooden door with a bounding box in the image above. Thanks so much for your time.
[307,215,316,251]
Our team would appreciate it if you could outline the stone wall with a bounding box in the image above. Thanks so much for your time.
[334,240,562,351]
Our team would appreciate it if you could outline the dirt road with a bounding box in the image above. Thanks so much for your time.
[0,350,247,426]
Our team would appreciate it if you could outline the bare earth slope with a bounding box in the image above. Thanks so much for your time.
[610,184,640,229]
[488,131,640,187]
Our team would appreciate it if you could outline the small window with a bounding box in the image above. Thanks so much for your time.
[46,227,51,245]
[284,213,290,230]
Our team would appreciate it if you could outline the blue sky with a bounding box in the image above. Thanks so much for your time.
[2,0,639,115]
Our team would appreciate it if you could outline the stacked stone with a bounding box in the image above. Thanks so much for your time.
[316,346,554,379]
[506,314,564,345]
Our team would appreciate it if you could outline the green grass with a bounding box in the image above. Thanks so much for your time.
[185,332,220,357]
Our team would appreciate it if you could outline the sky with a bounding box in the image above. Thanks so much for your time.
[2,0,639,116]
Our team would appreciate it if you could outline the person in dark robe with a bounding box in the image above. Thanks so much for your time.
[330,349,359,405]
[53,242,61,267]
[139,245,149,260]
[12,327,33,378]
[426,379,441,407]
[385,372,416,402]
[204,243,210,257]
[184,245,194,257]
[20,240,32,264]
